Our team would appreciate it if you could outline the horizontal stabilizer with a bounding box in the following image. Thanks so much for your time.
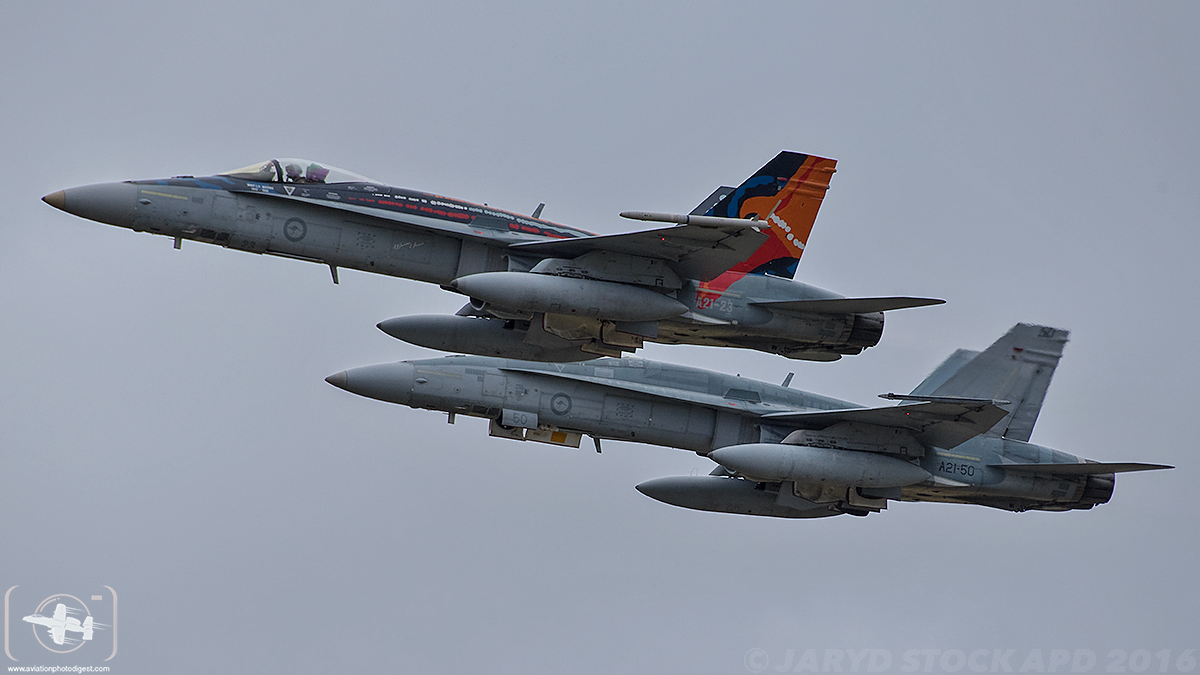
[761,399,1010,449]
[989,462,1174,475]
[753,297,945,315]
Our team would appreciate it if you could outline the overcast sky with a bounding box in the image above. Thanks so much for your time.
[2,2,1197,673]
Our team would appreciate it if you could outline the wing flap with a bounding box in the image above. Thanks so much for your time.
[989,462,1174,475]
[761,400,1010,449]
[753,297,945,314]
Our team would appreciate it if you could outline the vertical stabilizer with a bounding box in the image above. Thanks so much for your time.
[705,151,837,280]
[914,324,1069,442]
[908,349,979,397]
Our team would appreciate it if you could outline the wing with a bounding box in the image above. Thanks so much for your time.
[761,400,1011,449]
[988,462,1174,475]
[52,604,66,622]
[51,625,65,645]
[507,222,772,282]
[752,297,945,314]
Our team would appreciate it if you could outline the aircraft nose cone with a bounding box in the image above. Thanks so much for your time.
[708,446,781,479]
[324,363,416,406]
[635,477,680,502]
[377,316,450,345]
[325,371,349,390]
[708,445,802,483]
[634,475,758,511]
[42,190,66,210]
[44,182,139,228]
[376,317,409,341]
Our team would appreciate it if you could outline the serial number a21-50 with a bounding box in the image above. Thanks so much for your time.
[938,461,976,477]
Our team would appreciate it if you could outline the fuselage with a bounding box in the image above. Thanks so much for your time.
[44,160,891,362]
[124,174,593,284]
[329,354,1113,514]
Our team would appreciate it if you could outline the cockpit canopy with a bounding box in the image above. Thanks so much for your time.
[219,158,377,185]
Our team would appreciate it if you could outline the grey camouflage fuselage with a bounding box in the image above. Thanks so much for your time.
[326,324,1170,519]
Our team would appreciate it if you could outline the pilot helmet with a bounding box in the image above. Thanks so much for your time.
[305,164,330,183]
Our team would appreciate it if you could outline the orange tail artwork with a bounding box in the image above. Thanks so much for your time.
[701,152,837,291]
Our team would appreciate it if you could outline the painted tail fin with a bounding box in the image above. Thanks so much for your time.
[705,151,837,279]
[909,324,1070,442]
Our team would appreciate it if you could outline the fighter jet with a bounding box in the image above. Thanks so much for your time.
[23,604,95,645]
[325,324,1170,518]
[43,152,941,362]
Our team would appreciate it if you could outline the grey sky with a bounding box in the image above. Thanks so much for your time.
[2,2,1197,672]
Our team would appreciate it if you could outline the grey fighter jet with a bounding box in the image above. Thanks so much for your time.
[43,153,941,362]
[325,324,1170,518]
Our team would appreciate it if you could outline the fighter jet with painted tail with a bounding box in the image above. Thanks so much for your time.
[43,152,941,362]
[325,324,1170,518]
